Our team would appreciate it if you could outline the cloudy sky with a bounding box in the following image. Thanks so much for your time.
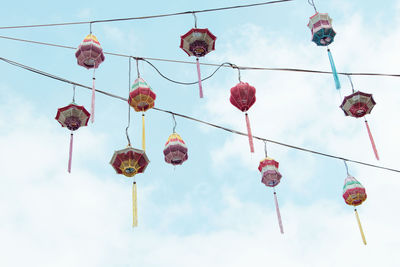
[1,0,400,266]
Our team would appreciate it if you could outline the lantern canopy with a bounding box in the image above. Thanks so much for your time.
[163,133,188,166]
[340,91,376,118]
[342,175,367,206]
[75,34,105,69]
[258,157,282,187]
[230,82,256,153]
[110,146,149,177]
[128,77,156,112]
[55,103,90,173]
[307,13,336,46]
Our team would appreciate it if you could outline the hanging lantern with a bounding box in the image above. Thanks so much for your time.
[180,28,216,98]
[110,146,149,227]
[128,77,156,151]
[307,12,340,90]
[75,33,105,123]
[230,82,256,153]
[340,91,379,160]
[55,102,90,173]
[258,156,284,234]
[163,133,188,166]
[342,175,367,245]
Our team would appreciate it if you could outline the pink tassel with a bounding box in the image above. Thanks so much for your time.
[364,119,379,160]
[91,70,96,123]
[245,113,255,153]
[196,58,203,98]
[68,133,74,173]
[274,191,284,234]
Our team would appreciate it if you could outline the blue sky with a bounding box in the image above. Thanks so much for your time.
[1,0,400,266]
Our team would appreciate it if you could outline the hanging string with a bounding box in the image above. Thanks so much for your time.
[307,0,318,13]
[72,84,76,102]
[264,140,268,157]
[135,57,141,78]
[89,22,92,34]
[343,160,349,176]
[126,57,132,146]
[229,63,242,82]
[192,12,198,28]
[172,113,177,133]
[347,75,355,93]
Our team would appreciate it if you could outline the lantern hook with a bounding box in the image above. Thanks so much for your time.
[343,160,350,176]
[347,75,355,93]
[89,22,93,34]
[72,84,76,103]
[172,113,177,133]
[126,56,132,146]
[263,140,268,157]
[135,57,141,78]
[192,12,198,28]
[307,0,318,13]
[229,63,241,82]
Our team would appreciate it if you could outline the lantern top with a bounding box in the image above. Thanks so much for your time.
[340,91,376,118]
[165,133,186,146]
[258,157,279,172]
[55,103,90,131]
[230,82,256,112]
[342,175,367,206]
[307,13,333,30]
[180,28,216,57]
[82,34,101,45]
[110,146,150,177]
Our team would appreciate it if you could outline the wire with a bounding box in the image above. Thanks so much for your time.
[2,34,400,79]
[1,55,398,174]
[0,0,294,30]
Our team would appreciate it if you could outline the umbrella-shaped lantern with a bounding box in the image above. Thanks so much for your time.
[180,14,216,98]
[307,0,340,90]
[258,143,284,234]
[128,77,156,151]
[110,146,149,227]
[230,81,256,153]
[342,163,367,245]
[340,77,379,160]
[75,33,105,123]
[55,100,90,173]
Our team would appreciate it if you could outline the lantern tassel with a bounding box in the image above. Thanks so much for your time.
[68,132,73,173]
[196,58,204,98]
[245,113,255,153]
[354,209,367,245]
[364,119,379,160]
[327,49,341,90]
[274,191,284,234]
[91,69,96,123]
[132,182,138,227]
[142,113,146,151]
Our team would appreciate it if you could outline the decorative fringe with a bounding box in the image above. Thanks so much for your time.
[354,209,367,245]
[245,113,255,153]
[364,119,379,160]
[196,58,203,98]
[142,113,146,151]
[274,192,284,234]
[68,132,73,173]
[132,182,138,227]
[91,69,96,123]
[327,49,341,90]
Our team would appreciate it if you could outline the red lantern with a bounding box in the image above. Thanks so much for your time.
[180,28,216,98]
[340,91,379,160]
[230,82,256,153]
[55,103,90,173]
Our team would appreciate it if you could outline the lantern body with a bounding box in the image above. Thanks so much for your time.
[258,157,282,187]
[128,78,156,112]
[340,91,376,118]
[110,146,150,177]
[55,103,90,131]
[230,82,256,112]
[307,13,336,46]
[180,28,216,57]
[75,34,105,69]
[342,175,367,206]
[163,133,188,166]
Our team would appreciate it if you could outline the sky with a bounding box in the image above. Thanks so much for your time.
[1,0,400,266]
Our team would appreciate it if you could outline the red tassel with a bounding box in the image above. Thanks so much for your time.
[196,58,203,98]
[91,70,96,123]
[68,133,74,173]
[364,119,379,160]
[274,191,284,234]
[245,113,254,153]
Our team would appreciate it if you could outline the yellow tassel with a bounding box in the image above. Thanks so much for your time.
[354,209,367,245]
[142,113,145,151]
[132,182,138,227]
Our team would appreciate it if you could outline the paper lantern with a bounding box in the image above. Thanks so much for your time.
[230,82,256,153]
[342,175,367,245]
[180,28,216,98]
[258,157,284,234]
[128,77,156,151]
[110,146,149,227]
[55,103,90,173]
[75,33,105,123]
[307,12,340,90]
[163,133,188,166]
[340,91,379,160]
